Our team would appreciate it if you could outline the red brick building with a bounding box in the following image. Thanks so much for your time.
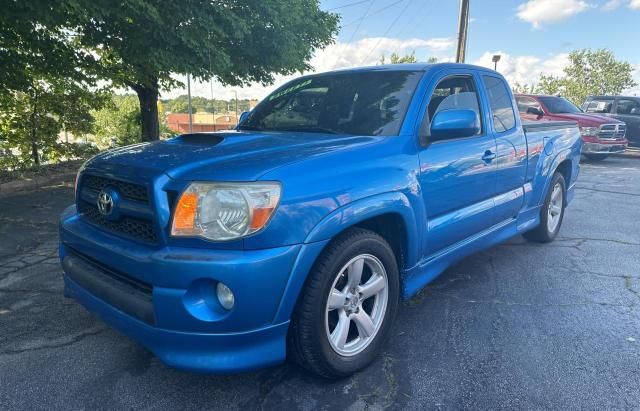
[166,113,237,133]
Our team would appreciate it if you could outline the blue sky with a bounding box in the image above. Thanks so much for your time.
[326,0,640,62]
[168,0,640,99]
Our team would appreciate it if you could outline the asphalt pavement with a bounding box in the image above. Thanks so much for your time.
[1,157,639,410]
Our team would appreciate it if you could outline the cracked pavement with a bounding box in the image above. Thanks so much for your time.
[1,158,639,410]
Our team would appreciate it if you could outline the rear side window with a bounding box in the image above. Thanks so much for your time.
[483,76,516,132]
[584,99,613,114]
[616,99,640,115]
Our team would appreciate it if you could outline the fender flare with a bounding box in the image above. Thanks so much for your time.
[537,148,573,206]
[272,191,421,323]
[304,191,420,265]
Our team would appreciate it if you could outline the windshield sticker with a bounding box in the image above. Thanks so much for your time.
[268,79,312,101]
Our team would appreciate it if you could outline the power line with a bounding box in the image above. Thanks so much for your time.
[341,0,404,27]
[327,0,371,11]
[360,0,415,64]
[346,0,377,44]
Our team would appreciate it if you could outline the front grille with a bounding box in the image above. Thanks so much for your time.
[78,173,157,244]
[598,124,626,140]
[82,174,148,203]
[80,204,157,243]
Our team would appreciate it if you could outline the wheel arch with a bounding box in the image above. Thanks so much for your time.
[273,192,419,323]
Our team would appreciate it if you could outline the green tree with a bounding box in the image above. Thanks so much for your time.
[379,51,418,65]
[67,0,338,142]
[511,82,537,94]
[0,2,97,98]
[536,49,637,105]
[0,79,105,166]
[92,95,142,149]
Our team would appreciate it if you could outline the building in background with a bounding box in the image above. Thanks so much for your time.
[165,99,259,134]
[166,112,237,133]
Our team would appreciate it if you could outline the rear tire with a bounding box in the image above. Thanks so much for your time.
[524,172,566,243]
[584,153,609,161]
[288,227,399,379]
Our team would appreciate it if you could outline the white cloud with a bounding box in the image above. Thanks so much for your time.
[602,0,622,10]
[603,0,640,10]
[516,0,590,28]
[473,51,569,86]
[161,37,455,100]
[152,41,640,101]
[473,51,640,96]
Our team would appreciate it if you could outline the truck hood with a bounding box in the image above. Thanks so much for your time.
[86,131,379,182]
[549,112,623,126]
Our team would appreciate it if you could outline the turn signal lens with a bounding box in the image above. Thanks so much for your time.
[171,182,281,241]
[173,192,198,232]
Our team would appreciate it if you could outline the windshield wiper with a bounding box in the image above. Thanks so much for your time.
[278,126,343,135]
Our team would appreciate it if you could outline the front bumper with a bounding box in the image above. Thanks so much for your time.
[63,273,290,373]
[582,141,627,154]
[59,206,326,373]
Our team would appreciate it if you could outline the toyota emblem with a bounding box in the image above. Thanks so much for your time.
[97,190,114,216]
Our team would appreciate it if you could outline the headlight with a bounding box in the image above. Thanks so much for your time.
[171,182,281,241]
[580,127,599,137]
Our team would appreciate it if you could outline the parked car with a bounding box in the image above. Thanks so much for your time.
[59,63,582,378]
[515,94,627,161]
[582,95,640,148]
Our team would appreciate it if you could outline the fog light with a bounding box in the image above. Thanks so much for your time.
[216,282,235,310]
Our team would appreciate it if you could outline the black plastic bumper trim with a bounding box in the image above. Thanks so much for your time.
[63,254,155,325]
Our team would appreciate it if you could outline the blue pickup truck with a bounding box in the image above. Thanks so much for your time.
[59,63,582,378]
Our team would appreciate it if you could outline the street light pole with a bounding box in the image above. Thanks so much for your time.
[492,54,501,71]
[455,0,470,63]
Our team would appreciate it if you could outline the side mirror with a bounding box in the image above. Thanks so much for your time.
[238,111,250,125]
[526,106,544,117]
[430,109,480,141]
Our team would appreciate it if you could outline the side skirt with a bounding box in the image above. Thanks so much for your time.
[401,217,521,300]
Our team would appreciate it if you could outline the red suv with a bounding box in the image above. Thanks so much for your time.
[515,94,627,161]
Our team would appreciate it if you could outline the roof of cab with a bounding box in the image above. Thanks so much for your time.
[315,62,500,75]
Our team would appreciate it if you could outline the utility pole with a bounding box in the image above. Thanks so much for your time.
[187,74,193,133]
[234,90,239,125]
[455,0,470,63]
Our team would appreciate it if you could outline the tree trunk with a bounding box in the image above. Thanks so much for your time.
[31,141,39,166]
[133,80,160,142]
[30,88,40,165]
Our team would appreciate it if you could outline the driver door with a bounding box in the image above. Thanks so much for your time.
[417,71,498,258]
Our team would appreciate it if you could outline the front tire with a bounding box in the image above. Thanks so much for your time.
[288,228,399,379]
[524,172,566,243]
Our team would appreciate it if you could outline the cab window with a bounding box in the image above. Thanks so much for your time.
[584,99,613,114]
[422,75,482,144]
[483,76,516,133]
[427,76,481,122]
[516,96,541,114]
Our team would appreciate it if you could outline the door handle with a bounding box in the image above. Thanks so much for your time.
[482,150,496,163]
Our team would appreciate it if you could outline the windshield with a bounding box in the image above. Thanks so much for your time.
[538,96,582,114]
[240,71,423,136]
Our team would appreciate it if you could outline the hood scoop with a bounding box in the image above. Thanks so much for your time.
[169,133,225,146]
